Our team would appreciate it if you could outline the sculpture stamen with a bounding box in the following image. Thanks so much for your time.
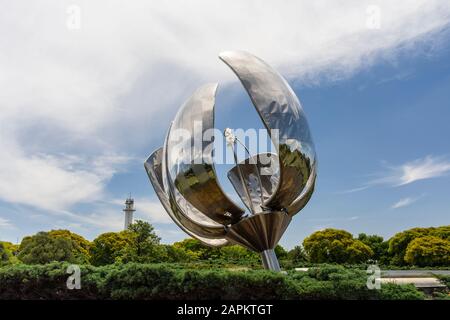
[224,128,257,215]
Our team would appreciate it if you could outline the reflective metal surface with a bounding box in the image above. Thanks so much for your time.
[227,153,279,213]
[162,132,229,239]
[261,249,281,272]
[287,164,317,217]
[166,83,244,225]
[226,211,291,252]
[144,51,317,270]
[144,148,228,246]
[219,51,316,213]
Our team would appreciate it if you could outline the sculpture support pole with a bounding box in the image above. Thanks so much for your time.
[260,249,281,272]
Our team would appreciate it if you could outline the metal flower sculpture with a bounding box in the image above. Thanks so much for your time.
[144,51,316,271]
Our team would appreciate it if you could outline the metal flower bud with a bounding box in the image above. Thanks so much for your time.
[144,51,317,271]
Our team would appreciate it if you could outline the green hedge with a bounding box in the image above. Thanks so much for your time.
[438,275,450,288]
[0,263,424,300]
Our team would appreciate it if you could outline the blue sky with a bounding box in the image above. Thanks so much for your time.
[0,1,449,248]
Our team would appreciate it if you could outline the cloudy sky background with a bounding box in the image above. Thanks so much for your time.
[1,0,450,247]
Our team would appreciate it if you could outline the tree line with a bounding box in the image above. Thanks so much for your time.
[1,222,449,267]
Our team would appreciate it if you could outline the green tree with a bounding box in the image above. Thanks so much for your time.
[122,220,165,263]
[303,228,373,264]
[287,246,308,264]
[48,230,91,263]
[1,241,19,256]
[404,236,450,267]
[161,244,195,262]
[0,241,19,265]
[345,239,375,264]
[430,225,450,240]
[18,232,76,264]
[357,233,389,264]
[0,243,10,265]
[219,245,259,262]
[90,231,134,266]
[274,244,288,260]
[388,225,450,265]
[173,238,220,260]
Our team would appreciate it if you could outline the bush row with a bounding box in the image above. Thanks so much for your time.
[0,263,424,300]
[3,224,449,267]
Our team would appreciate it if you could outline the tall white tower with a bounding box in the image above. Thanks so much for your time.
[123,197,135,230]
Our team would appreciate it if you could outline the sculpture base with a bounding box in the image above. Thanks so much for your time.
[260,249,281,272]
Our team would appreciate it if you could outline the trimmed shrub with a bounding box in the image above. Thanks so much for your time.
[0,263,424,300]
[438,275,450,288]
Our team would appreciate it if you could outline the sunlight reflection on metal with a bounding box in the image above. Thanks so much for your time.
[144,51,317,270]
[144,149,228,246]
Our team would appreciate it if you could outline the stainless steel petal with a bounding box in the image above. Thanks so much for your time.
[163,124,224,229]
[166,83,245,225]
[219,51,316,212]
[227,153,279,212]
[163,133,230,239]
[226,211,291,252]
[144,147,228,245]
[286,165,317,217]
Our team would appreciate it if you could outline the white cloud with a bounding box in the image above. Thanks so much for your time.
[391,193,426,209]
[1,0,450,214]
[63,197,170,232]
[43,206,132,237]
[391,197,419,209]
[372,155,450,187]
[5,196,173,240]
[0,217,13,229]
[338,186,370,194]
[60,197,170,236]
[343,155,450,193]
[133,198,173,224]
[0,139,130,211]
[394,156,450,186]
[71,210,126,233]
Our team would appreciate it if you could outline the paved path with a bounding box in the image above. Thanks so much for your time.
[381,270,450,277]
[380,277,446,288]
[294,268,450,276]
[294,268,449,289]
